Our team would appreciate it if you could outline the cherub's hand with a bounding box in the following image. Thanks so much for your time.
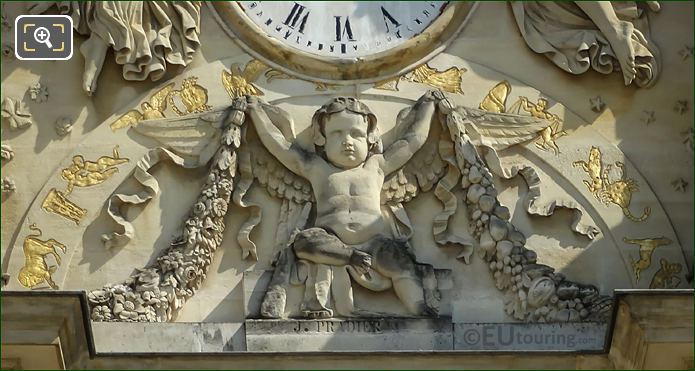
[350,249,372,275]
[245,95,268,111]
[418,90,441,104]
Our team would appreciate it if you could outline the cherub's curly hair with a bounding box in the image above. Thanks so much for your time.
[311,97,383,157]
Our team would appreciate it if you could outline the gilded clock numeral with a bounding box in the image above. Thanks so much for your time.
[380,6,401,33]
[283,2,309,34]
[334,16,356,42]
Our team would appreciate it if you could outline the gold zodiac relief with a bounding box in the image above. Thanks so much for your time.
[373,76,400,91]
[41,146,129,223]
[168,77,212,115]
[649,259,683,289]
[623,237,672,281]
[479,80,511,113]
[41,188,87,225]
[61,146,130,195]
[404,64,466,94]
[110,83,175,131]
[18,224,67,289]
[223,59,268,98]
[573,147,650,222]
[479,81,566,154]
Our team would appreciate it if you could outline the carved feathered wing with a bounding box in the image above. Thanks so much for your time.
[133,109,227,165]
[381,106,448,205]
[455,106,550,150]
[380,100,554,263]
[233,102,313,261]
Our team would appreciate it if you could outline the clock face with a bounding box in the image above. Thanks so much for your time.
[238,1,448,58]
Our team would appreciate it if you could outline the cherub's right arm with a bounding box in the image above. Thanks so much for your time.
[245,97,312,177]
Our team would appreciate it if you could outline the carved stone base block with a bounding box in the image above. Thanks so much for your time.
[245,318,453,351]
[454,322,608,351]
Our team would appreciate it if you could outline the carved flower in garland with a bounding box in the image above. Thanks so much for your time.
[201,216,219,241]
[158,251,184,272]
[192,201,206,217]
[202,184,217,199]
[28,83,48,103]
[134,268,160,292]
[211,199,228,217]
[173,259,201,287]
[217,178,233,199]
[91,305,113,321]
[113,291,146,321]
[2,42,14,59]
[185,217,204,245]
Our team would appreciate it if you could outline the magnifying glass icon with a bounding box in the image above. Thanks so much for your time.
[33,27,53,49]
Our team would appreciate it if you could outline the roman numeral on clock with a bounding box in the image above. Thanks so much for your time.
[334,16,355,42]
[283,2,309,34]
[380,6,401,33]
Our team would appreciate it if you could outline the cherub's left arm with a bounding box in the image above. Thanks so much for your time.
[379,90,442,175]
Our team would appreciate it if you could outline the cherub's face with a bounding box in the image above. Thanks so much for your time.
[323,111,369,169]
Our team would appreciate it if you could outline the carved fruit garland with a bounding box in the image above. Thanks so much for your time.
[87,109,243,322]
[441,101,612,322]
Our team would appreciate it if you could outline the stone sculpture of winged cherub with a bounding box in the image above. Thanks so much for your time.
[246,92,446,318]
[89,86,613,324]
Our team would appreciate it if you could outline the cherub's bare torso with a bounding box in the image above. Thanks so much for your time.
[307,157,387,245]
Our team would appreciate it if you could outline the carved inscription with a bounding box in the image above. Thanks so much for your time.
[291,319,397,334]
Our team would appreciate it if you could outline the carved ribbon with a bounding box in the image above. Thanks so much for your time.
[481,147,600,239]
[232,149,262,260]
[103,147,200,249]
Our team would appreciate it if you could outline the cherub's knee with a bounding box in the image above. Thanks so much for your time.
[372,239,417,276]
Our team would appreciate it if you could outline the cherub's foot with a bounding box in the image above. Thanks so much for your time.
[81,57,101,96]
[303,309,332,319]
[80,36,108,96]
[608,21,637,86]
[424,288,441,316]
[260,285,287,319]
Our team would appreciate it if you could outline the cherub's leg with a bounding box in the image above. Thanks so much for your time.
[574,2,636,85]
[365,238,430,316]
[293,228,371,272]
[80,34,109,96]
